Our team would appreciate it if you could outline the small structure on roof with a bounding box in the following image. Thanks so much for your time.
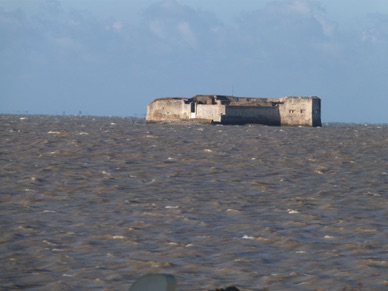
[146,95,321,127]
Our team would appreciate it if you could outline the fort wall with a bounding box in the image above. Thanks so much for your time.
[146,95,321,127]
[196,104,223,122]
[146,98,190,121]
[278,97,321,126]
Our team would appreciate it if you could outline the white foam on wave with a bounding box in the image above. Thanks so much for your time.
[324,235,335,239]
[112,235,126,240]
[242,234,255,240]
[226,208,240,213]
[101,170,111,176]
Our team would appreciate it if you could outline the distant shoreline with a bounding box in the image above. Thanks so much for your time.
[2,113,388,126]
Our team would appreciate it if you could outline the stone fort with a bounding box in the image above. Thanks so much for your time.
[146,95,321,127]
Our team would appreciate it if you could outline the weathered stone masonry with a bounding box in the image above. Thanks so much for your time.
[146,95,321,127]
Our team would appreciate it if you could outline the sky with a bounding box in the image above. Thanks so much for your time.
[1,0,388,123]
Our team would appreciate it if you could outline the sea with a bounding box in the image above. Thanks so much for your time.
[1,114,387,291]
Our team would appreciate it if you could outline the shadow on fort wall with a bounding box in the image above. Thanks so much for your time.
[220,106,281,126]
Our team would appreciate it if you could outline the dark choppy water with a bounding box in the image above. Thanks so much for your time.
[1,114,387,290]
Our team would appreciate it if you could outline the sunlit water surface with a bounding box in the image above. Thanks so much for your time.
[1,115,387,290]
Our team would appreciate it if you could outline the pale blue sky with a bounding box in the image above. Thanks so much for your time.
[1,0,388,123]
